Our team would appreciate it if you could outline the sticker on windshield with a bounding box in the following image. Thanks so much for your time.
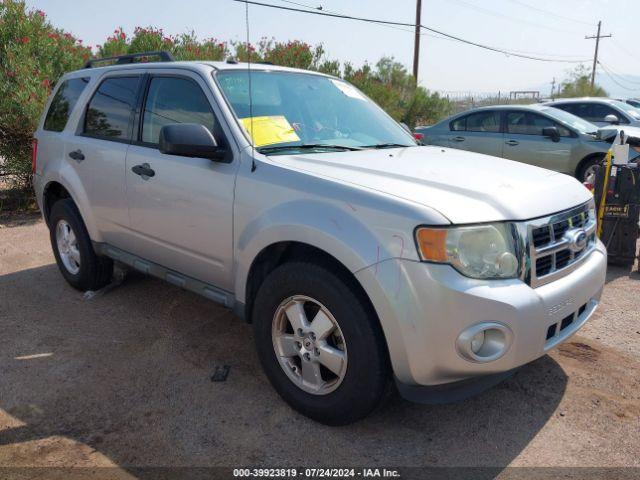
[330,79,366,100]
[239,115,301,147]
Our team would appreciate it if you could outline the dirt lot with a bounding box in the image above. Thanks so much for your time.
[1,214,639,478]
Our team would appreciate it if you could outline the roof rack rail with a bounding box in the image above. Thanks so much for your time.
[83,51,175,69]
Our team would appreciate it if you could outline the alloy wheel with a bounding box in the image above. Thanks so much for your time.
[271,295,348,395]
[55,220,81,275]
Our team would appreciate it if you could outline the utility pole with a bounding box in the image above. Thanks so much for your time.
[585,21,612,88]
[550,77,556,99]
[413,0,422,83]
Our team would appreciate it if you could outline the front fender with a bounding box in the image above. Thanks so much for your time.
[234,199,416,304]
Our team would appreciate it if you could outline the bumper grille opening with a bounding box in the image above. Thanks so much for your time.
[560,314,574,331]
[545,303,589,346]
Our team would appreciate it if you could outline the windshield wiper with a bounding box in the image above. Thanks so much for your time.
[361,143,413,149]
[258,144,363,154]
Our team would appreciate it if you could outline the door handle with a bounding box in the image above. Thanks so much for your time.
[131,163,155,178]
[505,140,519,146]
[452,136,465,142]
[68,149,85,161]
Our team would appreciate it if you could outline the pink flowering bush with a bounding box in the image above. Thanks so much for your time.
[0,0,91,183]
[98,27,228,62]
[1,10,451,188]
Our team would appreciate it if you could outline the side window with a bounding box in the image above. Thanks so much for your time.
[43,77,90,132]
[450,117,466,131]
[559,103,591,121]
[465,111,501,133]
[587,104,629,124]
[506,112,571,137]
[84,76,140,140]
[553,103,574,114]
[142,77,215,144]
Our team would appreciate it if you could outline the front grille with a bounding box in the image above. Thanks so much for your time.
[526,203,596,287]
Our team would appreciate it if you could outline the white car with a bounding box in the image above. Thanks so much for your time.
[544,97,640,128]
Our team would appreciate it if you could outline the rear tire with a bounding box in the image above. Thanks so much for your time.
[49,199,113,291]
[252,261,389,425]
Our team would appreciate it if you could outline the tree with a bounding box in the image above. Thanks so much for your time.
[0,0,91,184]
[557,65,608,98]
[345,57,451,128]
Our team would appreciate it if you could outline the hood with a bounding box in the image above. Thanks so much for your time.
[273,146,592,224]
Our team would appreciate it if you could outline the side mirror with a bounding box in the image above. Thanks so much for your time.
[604,114,620,125]
[542,126,561,142]
[159,123,227,161]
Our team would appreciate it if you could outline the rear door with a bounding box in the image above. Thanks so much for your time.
[446,110,504,157]
[122,70,238,290]
[64,73,143,244]
[502,110,578,173]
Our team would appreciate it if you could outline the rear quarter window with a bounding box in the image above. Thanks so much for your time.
[84,76,140,141]
[43,77,90,132]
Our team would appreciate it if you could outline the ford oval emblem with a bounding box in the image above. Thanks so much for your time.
[565,229,588,252]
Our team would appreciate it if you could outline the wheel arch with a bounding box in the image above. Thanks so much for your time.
[243,241,379,326]
[41,176,101,241]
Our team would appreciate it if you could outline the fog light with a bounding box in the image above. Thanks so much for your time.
[456,323,513,363]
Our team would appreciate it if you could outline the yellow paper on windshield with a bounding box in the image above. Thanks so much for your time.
[240,115,300,147]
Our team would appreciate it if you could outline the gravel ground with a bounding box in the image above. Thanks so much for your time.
[0,215,639,479]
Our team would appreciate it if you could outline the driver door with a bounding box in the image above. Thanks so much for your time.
[122,71,238,291]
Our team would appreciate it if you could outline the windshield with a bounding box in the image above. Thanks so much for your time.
[540,106,599,134]
[612,99,640,120]
[215,70,416,154]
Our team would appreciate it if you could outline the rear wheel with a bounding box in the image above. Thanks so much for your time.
[252,261,389,425]
[49,199,113,291]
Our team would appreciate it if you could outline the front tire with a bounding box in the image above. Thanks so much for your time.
[252,261,389,425]
[49,199,113,291]
[577,155,603,183]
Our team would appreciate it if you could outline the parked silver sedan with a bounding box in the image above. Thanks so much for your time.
[417,104,640,181]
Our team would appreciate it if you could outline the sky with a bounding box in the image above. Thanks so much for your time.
[24,0,640,97]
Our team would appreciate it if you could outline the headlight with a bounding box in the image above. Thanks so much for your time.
[415,223,519,279]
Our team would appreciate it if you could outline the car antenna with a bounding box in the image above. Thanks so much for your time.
[245,0,257,172]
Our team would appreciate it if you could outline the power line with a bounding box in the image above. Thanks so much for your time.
[273,0,426,35]
[233,0,590,63]
[610,38,640,64]
[449,0,583,35]
[505,0,596,27]
[598,61,640,87]
[598,61,640,92]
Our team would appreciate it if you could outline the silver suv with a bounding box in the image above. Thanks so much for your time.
[33,53,607,425]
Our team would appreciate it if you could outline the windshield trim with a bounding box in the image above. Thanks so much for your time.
[211,69,416,153]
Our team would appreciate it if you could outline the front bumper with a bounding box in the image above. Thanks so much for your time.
[355,239,607,388]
